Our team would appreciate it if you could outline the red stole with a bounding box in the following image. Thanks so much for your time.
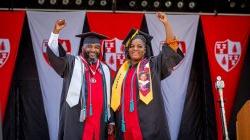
[123,66,143,140]
[82,62,104,140]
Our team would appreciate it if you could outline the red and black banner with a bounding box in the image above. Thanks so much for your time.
[201,15,250,140]
[0,11,25,122]
[87,12,143,39]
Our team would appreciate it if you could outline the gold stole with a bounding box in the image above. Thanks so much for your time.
[111,60,153,111]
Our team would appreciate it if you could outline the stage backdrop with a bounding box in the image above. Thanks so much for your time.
[1,11,248,140]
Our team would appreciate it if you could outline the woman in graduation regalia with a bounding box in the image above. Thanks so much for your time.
[111,12,184,140]
[47,19,114,140]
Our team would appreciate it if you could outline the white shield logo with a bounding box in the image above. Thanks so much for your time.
[215,39,241,72]
[103,38,125,72]
[0,39,10,68]
[42,39,72,65]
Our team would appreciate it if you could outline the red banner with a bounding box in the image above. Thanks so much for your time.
[0,11,25,121]
[201,15,250,140]
[87,12,143,39]
[86,12,143,77]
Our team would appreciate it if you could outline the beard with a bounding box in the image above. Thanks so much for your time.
[82,51,100,64]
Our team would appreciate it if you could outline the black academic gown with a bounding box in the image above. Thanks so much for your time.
[115,44,184,140]
[47,44,112,140]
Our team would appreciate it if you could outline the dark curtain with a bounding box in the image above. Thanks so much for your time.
[178,19,217,140]
[3,16,50,140]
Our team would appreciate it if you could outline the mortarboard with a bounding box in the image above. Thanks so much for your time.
[76,32,108,45]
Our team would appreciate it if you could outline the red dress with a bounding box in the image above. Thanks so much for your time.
[123,66,143,140]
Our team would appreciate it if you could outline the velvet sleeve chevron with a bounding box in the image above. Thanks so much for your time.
[151,44,184,80]
[47,43,74,78]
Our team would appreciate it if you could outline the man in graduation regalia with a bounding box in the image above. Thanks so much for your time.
[47,19,114,140]
[111,12,184,140]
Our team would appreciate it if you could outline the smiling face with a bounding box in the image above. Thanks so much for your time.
[139,73,148,81]
[128,38,146,63]
[81,43,101,61]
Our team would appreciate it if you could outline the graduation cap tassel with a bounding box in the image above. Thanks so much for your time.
[83,107,86,120]
[130,100,134,112]
[129,72,136,112]
[89,76,93,117]
[104,111,108,123]
[80,84,86,122]
[79,107,86,122]
[89,104,93,116]
[121,120,126,132]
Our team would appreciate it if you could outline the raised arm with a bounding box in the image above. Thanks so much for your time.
[48,19,66,55]
[151,12,183,80]
[47,19,69,77]
[156,12,178,52]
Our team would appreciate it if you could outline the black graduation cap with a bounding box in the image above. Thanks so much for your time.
[122,28,154,58]
[76,32,108,45]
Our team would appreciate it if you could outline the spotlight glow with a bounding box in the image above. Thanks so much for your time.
[177,1,184,9]
[240,3,246,8]
[189,1,196,9]
[165,1,172,8]
[50,0,57,5]
[229,1,236,8]
[129,1,136,7]
[38,0,45,5]
[141,0,148,7]
[100,0,107,6]
[75,0,82,5]
[88,0,95,6]
[62,0,69,5]
[154,1,160,8]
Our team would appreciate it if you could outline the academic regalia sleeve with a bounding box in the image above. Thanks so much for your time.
[46,43,70,78]
[151,44,184,80]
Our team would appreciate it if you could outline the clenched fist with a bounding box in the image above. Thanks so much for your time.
[156,12,168,25]
[53,19,66,34]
